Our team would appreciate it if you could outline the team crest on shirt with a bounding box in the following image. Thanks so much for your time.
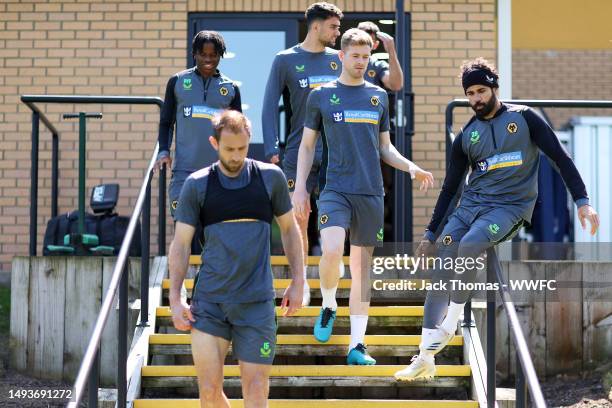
[171,200,178,210]
[330,61,338,70]
[332,111,344,122]
[507,122,518,133]
[295,65,305,73]
[367,69,376,78]
[298,78,308,89]
[443,235,453,246]
[219,86,229,96]
[183,106,192,117]
[287,179,295,189]
[320,214,329,225]
[370,96,380,106]
[183,78,192,90]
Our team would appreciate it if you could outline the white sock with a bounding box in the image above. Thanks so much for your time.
[349,315,368,351]
[321,285,337,310]
[419,328,438,359]
[439,301,465,334]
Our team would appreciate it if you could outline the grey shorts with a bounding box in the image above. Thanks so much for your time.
[190,298,277,365]
[439,205,524,247]
[169,170,193,218]
[316,190,384,247]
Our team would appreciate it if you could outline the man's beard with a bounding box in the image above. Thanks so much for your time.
[219,157,244,174]
[472,93,497,119]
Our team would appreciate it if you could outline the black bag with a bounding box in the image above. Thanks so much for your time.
[43,211,142,256]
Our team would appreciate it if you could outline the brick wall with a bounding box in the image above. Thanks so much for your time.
[513,49,612,129]
[0,0,187,271]
[410,0,496,239]
[0,0,496,271]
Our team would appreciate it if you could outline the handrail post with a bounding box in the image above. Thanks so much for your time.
[51,133,59,218]
[118,264,128,408]
[87,348,100,408]
[139,177,151,326]
[462,301,473,327]
[29,112,39,256]
[158,165,166,256]
[516,354,527,408]
[486,248,496,408]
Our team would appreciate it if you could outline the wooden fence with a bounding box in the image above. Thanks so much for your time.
[10,256,143,386]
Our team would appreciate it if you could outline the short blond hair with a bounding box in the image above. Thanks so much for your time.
[212,110,252,141]
[340,28,373,51]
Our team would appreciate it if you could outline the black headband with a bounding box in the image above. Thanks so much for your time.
[462,69,499,93]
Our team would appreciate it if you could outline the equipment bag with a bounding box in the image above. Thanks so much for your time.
[43,211,142,256]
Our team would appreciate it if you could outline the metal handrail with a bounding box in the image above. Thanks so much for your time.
[488,248,547,408]
[20,95,169,408]
[20,94,168,257]
[67,144,158,407]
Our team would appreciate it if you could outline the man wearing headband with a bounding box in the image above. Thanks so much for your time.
[395,57,600,382]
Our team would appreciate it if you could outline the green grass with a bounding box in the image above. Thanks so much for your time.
[0,287,10,336]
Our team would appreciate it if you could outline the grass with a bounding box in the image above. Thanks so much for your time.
[0,287,9,336]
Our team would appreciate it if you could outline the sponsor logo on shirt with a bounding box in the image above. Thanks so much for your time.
[298,78,308,89]
[309,75,337,88]
[191,105,221,119]
[343,110,380,124]
[507,122,518,133]
[183,106,192,117]
[470,130,480,144]
[477,151,523,172]
[183,78,192,90]
[332,111,343,122]
[295,65,305,73]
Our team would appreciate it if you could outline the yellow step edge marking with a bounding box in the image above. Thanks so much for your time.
[149,334,463,346]
[162,279,429,290]
[141,365,471,377]
[156,306,424,318]
[189,255,350,266]
[134,399,479,408]
[162,279,354,290]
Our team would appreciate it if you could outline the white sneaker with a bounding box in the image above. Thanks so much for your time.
[394,354,436,382]
[339,259,345,278]
[302,280,311,306]
[421,325,454,355]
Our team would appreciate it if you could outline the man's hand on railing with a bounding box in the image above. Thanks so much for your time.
[170,300,194,331]
[155,155,172,173]
[415,239,436,258]
[578,204,600,235]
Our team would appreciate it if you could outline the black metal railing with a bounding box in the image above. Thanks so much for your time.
[21,95,168,258]
[446,98,612,407]
[20,95,168,407]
